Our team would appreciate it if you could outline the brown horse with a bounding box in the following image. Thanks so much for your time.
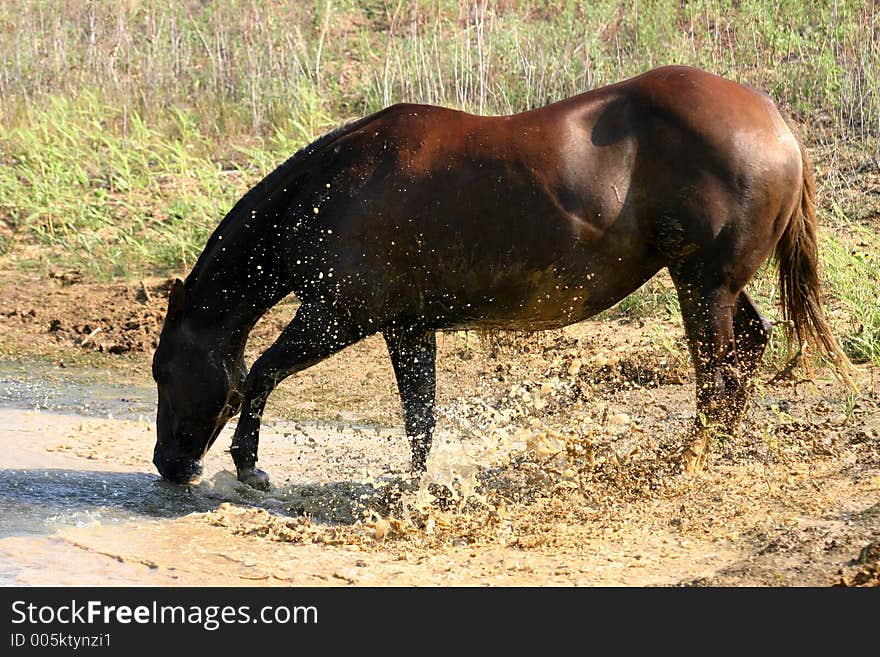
[151,65,851,489]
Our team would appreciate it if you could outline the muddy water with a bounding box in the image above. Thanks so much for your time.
[0,361,201,545]
[0,360,538,585]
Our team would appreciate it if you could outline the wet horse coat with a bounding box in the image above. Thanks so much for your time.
[152,65,850,488]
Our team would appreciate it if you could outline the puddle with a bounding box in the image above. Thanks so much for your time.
[0,358,528,585]
[0,469,218,540]
[0,359,155,421]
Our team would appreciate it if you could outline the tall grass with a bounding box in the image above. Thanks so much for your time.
[820,221,880,365]
[369,0,879,138]
[2,2,877,137]
[0,0,878,361]
[0,94,245,278]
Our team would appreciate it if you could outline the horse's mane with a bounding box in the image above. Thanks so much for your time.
[185,111,386,289]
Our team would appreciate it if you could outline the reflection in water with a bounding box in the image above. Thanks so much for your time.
[0,468,415,541]
[0,469,220,539]
[0,469,426,539]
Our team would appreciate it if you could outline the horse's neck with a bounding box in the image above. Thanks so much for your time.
[180,122,346,350]
[184,210,292,353]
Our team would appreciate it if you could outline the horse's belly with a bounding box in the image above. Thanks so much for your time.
[423,259,650,332]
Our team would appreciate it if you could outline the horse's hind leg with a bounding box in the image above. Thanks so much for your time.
[231,302,367,489]
[670,270,746,474]
[734,291,772,374]
[730,290,773,425]
[383,326,437,474]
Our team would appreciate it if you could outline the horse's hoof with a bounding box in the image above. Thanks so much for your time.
[238,468,271,490]
[427,483,456,508]
[682,451,706,475]
[681,435,709,475]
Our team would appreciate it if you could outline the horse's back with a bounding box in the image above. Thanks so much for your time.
[359,65,799,171]
[338,65,802,228]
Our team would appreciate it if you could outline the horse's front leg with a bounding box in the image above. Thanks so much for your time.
[231,302,366,489]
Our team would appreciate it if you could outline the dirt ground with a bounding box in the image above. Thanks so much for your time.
[0,269,878,586]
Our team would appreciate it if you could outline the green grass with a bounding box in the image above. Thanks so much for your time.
[821,222,880,365]
[0,0,878,362]
[0,95,248,278]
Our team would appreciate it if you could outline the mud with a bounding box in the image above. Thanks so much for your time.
[0,271,878,586]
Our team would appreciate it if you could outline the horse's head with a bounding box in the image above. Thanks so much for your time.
[151,279,247,484]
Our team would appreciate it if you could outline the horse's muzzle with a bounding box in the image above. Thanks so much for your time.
[153,450,204,484]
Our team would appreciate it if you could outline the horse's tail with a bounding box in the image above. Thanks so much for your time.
[774,132,857,389]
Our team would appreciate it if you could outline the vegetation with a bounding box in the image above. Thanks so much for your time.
[0,1,877,362]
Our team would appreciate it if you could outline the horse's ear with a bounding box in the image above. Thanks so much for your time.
[166,278,186,322]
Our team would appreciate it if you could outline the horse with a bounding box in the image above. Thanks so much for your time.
[151,65,852,490]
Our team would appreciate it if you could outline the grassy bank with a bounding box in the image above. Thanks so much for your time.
[0,0,878,362]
